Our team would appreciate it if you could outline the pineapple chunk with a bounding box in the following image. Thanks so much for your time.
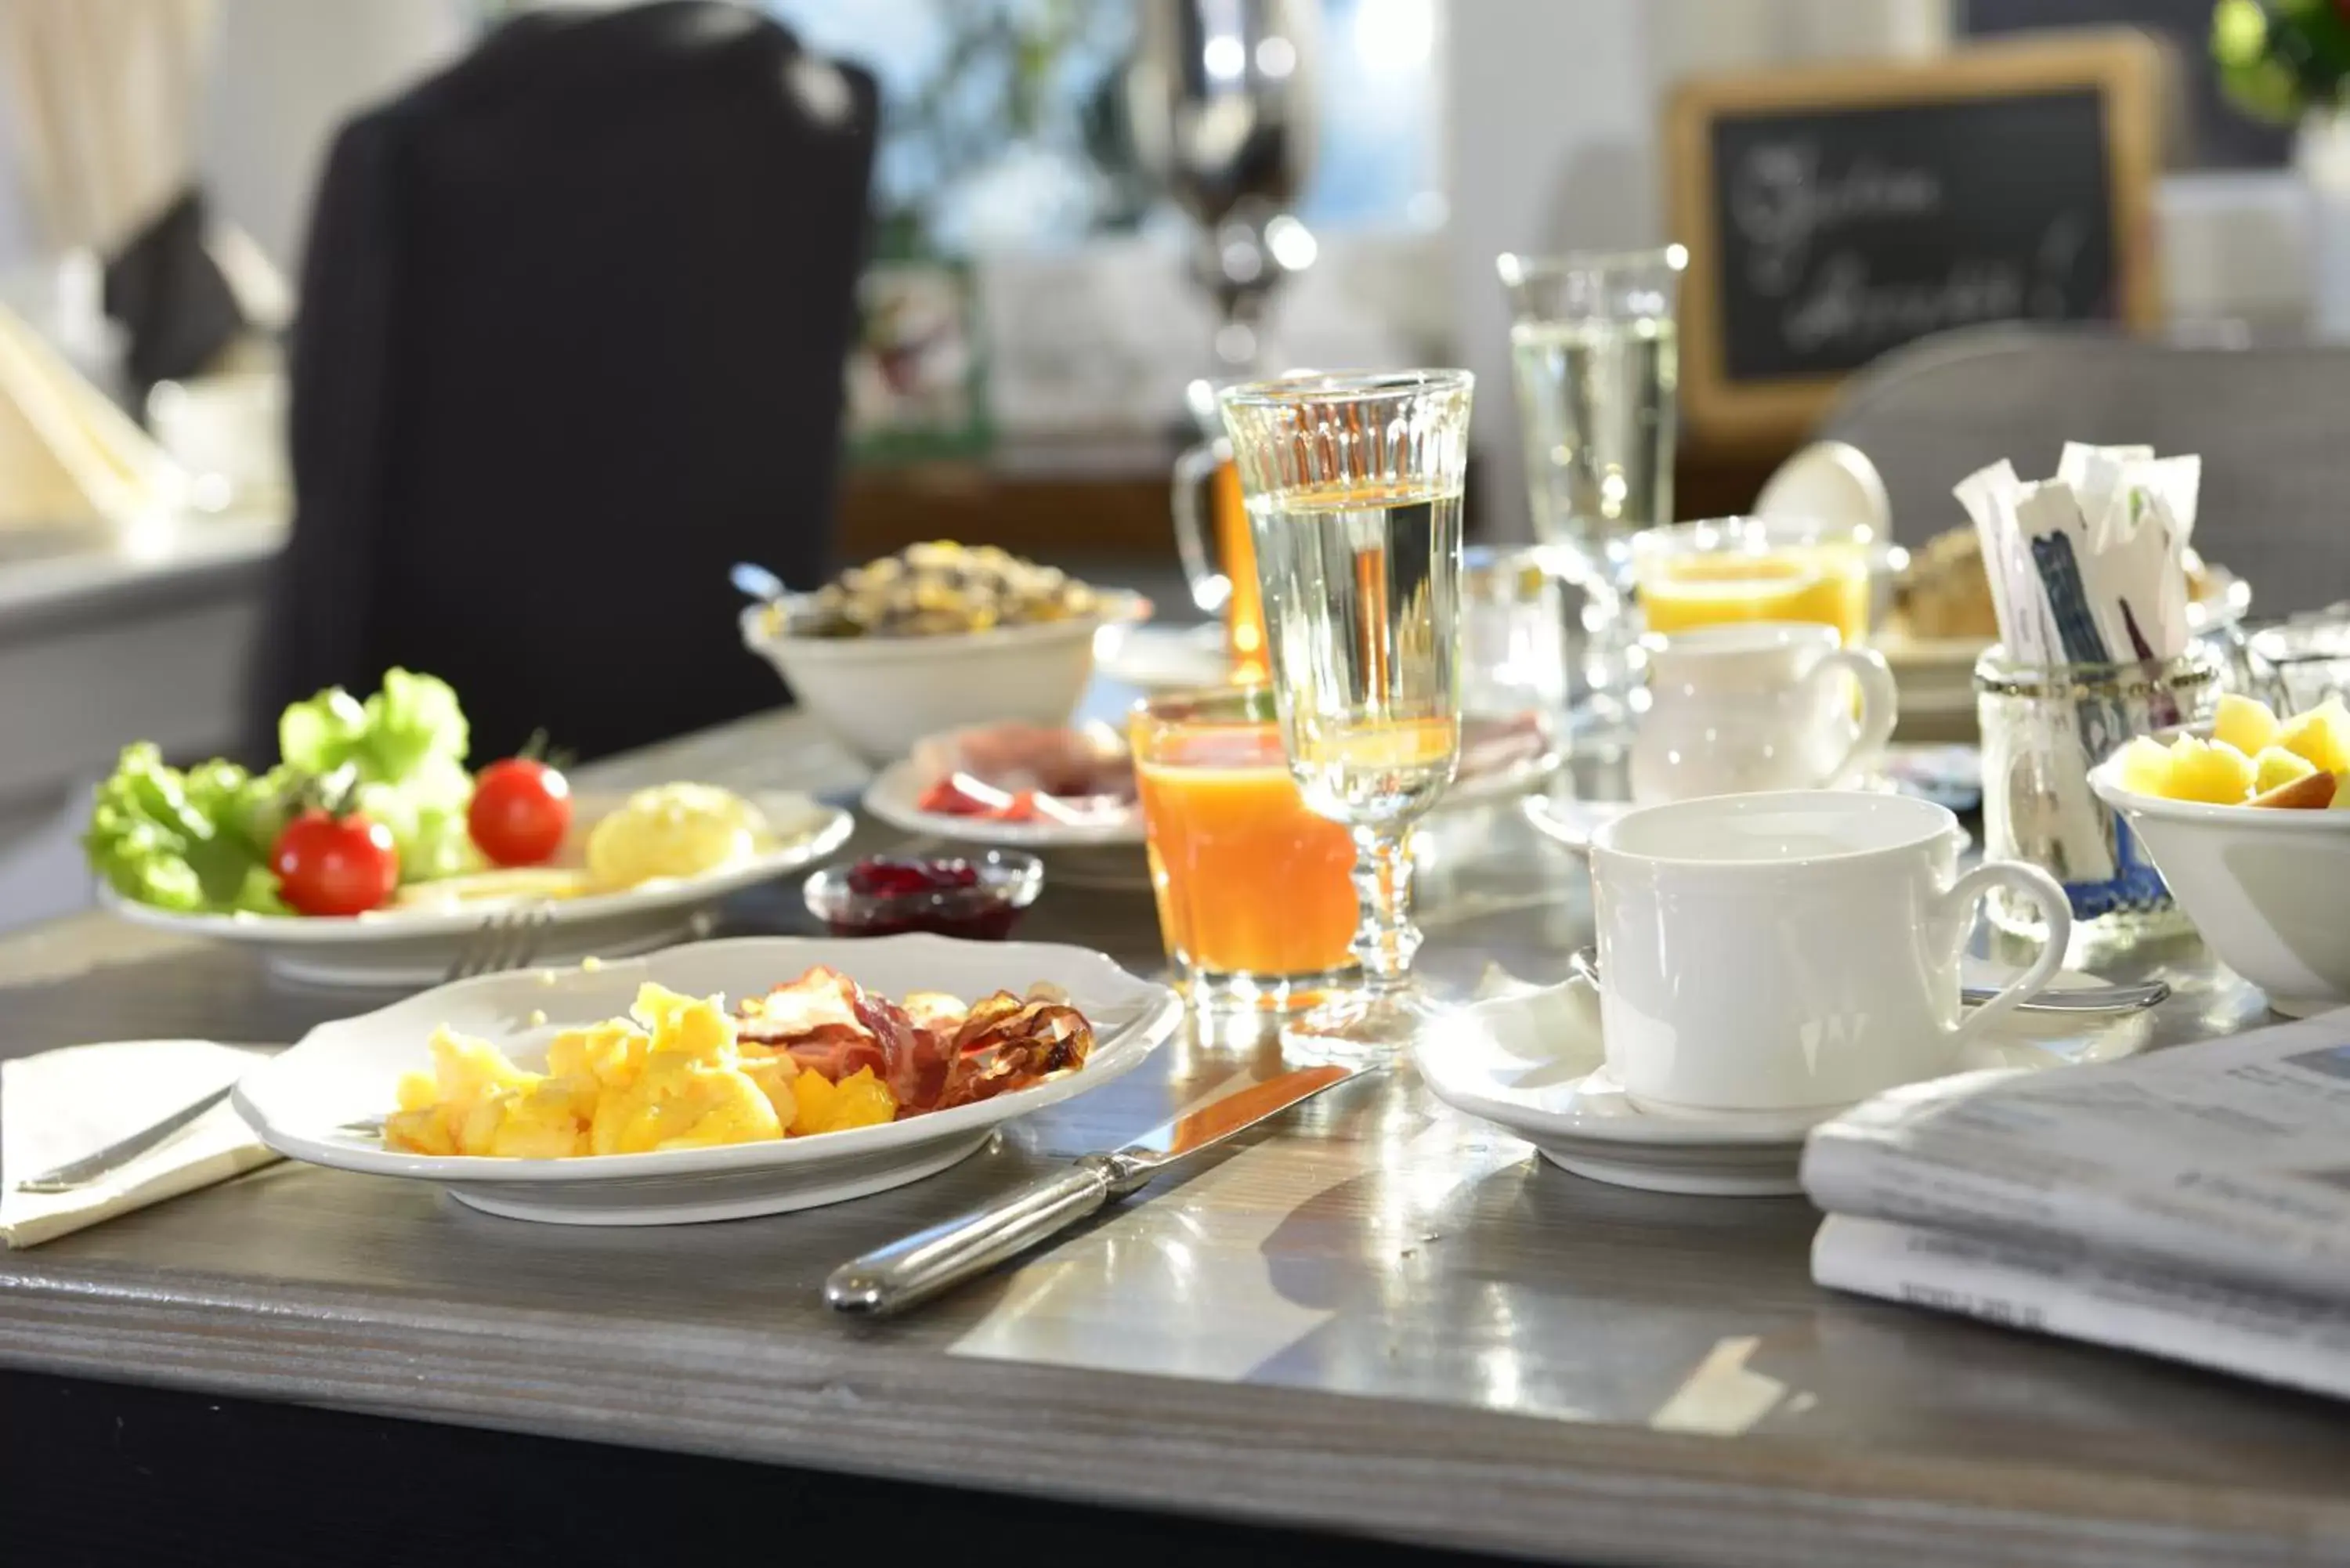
[2163,735,2257,804]
[2276,698,2350,775]
[2252,745,2317,796]
[2212,694,2282,756]
[2113,735,2173,797]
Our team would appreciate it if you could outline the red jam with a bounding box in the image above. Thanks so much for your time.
[847,858,982,898]
[820,856,1027,940]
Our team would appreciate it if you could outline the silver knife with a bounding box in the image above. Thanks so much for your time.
[826,1063,1361,1317]
[15,1085,235,1194]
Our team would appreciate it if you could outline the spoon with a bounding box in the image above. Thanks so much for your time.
[1565,948,2167,1014]
[729,561,788,603]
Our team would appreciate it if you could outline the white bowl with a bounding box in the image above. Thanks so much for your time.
[2089,733,2350,1016]
[739,591,1148,764]
[233,932,1182,1224]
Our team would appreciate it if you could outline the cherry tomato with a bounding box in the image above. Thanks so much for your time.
[271,810,399,916]
[468,757,573,867]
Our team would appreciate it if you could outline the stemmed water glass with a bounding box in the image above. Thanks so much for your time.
[1217,370,1474,1057]
[1495,246,1684,742]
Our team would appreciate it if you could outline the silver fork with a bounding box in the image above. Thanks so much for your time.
[16,905,562,1194]
[332,903,557,1139]
[443,902,556,981]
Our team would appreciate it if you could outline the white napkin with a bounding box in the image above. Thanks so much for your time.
[2,1040,278,1248]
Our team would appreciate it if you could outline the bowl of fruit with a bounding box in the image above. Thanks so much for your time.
[2090,692,2350,1015]
[739,542,1147,764]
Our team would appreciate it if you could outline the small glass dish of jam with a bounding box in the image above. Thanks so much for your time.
[803,851,1043,940]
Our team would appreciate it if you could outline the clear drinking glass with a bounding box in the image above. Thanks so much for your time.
[1631,515,1883,647]
[1496,247,1684,739]
[1132,686,1361,1012]
[1217,370,1473,1058]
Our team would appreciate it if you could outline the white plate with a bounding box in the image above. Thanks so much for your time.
[1096,622,1227,692]
[863,760,1145,848]
[865,728,1565,851]
[1444,738,1566,809]
[101,792,855,988]
[233,933,1182,1224]
[1416,967,2149,1195]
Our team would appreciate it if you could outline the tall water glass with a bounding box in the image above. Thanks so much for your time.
[1496,247,1683,738]
[1218,370,1473,1057]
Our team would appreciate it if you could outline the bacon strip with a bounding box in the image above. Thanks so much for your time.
[849,983,949,1111]
[936,993,1095,1110]
[730,974,1092,1117]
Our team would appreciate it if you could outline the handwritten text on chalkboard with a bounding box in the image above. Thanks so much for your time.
[1708,90,2117,381]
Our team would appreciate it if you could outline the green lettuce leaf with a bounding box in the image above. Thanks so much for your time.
[83,744,290,915]
[279,669,475,883]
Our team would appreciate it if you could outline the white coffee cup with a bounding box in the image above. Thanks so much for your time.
[1630,622,1897,805]
[1588,790,2071,1115]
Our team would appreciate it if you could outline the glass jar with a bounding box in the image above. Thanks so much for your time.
[1975,643,2222,946]
[2247,606,2350,712]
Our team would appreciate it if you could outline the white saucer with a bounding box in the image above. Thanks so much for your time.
[1524,775,1973,855]
[1415,968,2151,1196]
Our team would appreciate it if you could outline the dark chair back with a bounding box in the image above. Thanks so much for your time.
[1818,324,2350,618]
[249,1,877,762]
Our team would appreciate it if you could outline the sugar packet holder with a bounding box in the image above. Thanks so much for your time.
[1975,645,2218,938]
[1955,446,2199,667]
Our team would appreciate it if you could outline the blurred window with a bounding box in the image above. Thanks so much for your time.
[765,0,1442,251]
[1958,0,2294,170]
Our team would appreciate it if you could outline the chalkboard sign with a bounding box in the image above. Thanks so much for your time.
[1666,32,2165,448]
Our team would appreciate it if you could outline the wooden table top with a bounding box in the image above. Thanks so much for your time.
[2,704,2345,1568]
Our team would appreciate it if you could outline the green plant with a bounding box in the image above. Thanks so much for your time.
[2214,0,2350,123]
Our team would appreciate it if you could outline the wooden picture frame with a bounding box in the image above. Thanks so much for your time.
[1665,30,2168,453]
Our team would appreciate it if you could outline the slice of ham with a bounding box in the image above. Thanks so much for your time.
[910,721,1135,814]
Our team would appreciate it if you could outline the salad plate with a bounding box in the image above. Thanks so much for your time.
[233,933,1182,1224]
[104,791,854,988]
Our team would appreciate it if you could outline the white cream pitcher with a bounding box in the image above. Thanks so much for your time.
[1630,621,1897,805]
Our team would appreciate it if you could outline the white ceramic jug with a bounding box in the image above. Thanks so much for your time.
[1630,622,1897,805]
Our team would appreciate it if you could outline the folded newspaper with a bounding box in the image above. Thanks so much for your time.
[1802,1009,2350,1401]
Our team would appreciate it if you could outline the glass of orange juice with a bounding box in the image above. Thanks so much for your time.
[1172,379,1271,684]
[1132,685,1358,1010]
[1632,515,1882,647]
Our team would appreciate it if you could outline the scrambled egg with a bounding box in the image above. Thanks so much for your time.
[384,982,897,1159]
[585,784,771,888]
